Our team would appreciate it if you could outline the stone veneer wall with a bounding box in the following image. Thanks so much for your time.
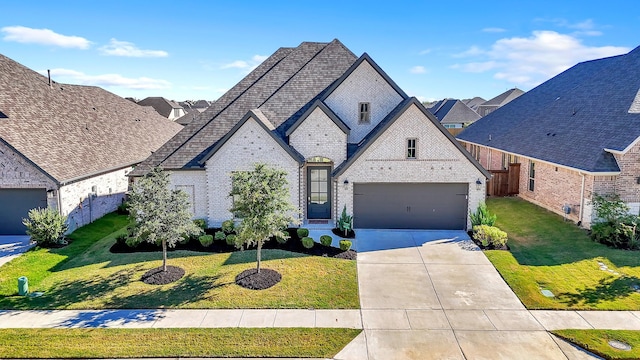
[0,141,57,191]
[206,119,300,227]
[324,60,404,144]
[336,104,486,230]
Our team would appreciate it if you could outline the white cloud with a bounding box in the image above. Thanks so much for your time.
[44,68,171,90]
[482,27,507,33]
[221,55,267,72]
[99,39,168,57]
[534,18,602,37]
[419,49,432,55]
[410,66,427,74]
[1,26,90,49]
[453,45,485,58]
[451,30,629,86]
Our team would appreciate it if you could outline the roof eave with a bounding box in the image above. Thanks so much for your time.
[284,100,350,136]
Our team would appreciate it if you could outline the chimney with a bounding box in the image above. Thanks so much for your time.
[47,69,51,87]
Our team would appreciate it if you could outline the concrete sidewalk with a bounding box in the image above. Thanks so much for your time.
[0,235,32,268]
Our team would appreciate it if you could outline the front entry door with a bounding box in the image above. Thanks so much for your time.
[307,166,331,219]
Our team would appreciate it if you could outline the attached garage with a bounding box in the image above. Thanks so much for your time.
[353,183,468,230]
[0,188,47,235]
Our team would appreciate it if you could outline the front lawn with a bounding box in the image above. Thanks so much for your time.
[0,213,359,309]
[485,197,640,310]
[553,329,640,360]
[0,328,361,359]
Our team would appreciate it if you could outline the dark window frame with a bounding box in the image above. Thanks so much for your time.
[406,138,417,159]
[359,102,370,124]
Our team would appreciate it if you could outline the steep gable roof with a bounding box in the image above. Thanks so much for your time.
[138,96,183,118]
[429,99,480,125]
[334,97,490,178]
[284,99,350,136]
[131,39,357,175]
[463,96,486,111]
[0,53,182,183]
[480,88,524,107]
[458,46,640,173]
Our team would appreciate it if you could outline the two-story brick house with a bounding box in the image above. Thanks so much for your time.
[131,40,489,230]
[458,46,640,227]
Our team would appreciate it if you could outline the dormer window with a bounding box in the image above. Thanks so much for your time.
[359,102,370,124]
[407,138,417,159]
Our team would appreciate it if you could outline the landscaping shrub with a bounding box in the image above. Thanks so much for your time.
[339,240,352,251]
[22,207,68,246]
[301,237,314,249]
[125,237,140,248]
[117,201,130,215]
[297,228,309,238]
[590,194,640,249]
[275,235,288,244]
[320,235,333,246]
[199,234,214,247]
[214,231,227,242]
[337,206,353,237]
[115,233,127,245]
[470,202,497,227]
[226,234,236,246]
[472,225,507,248]
[193,218,207,230]
[221,220,235,234]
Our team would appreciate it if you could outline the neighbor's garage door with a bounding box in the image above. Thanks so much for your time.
[353,183,468,230]
[0,189,47,235]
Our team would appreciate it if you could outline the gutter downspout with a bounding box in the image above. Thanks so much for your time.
[579,172,586,226]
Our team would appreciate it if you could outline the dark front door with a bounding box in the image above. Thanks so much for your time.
[307,166,331,219]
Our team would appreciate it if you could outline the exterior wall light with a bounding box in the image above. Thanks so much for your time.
[343,179,349,189]
[475,178,483,191]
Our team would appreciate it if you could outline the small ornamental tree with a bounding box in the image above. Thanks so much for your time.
[128,167,202,271]
[22,207,68,246]
[230,163,298,273]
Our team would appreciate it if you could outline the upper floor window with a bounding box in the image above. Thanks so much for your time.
[501,153,519,170]
[407,138,417,159]
[359,102,370,124]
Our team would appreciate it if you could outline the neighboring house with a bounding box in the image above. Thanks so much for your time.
[138,97,186,121]
[476,88,524,116]
[458,46,640,228]
[428,99,481,129]
[0,53,183,235]
[131,40,489,230]
[462,96,486,112]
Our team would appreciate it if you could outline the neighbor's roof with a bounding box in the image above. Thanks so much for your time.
[462,96,486,111]
[428,99,480,125]
[0,53,183,184]
[131,39,358,175]
[458,45,640,173]
[138,97,183,118]
[479,88,524,108]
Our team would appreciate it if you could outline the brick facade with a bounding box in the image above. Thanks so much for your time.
[289,107,347,164]
[324,60,403,143]
[205,119,300,227]
[0,141,56,190]
[337,104,486,229]
[169,170,208,220]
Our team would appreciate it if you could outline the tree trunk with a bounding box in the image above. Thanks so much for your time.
[162,239,167,272]
[256,241,262,273]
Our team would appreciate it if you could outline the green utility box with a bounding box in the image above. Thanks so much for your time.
[18,276,28,296]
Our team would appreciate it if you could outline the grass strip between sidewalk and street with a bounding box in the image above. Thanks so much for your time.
[0,328,361,358]
[553,329,640,360]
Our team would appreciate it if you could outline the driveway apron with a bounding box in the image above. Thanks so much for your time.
[0,235,32,268]
[335,230,597,360]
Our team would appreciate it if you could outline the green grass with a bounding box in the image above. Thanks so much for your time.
[485,197,640,310]
[0,328,361,358]
[553,329,640,360]
[0,213,359,309]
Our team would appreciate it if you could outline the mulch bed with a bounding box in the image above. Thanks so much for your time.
[332,228,356,239]
[110,227,357,260]
[141,265,185,285]
[235,268,282,290]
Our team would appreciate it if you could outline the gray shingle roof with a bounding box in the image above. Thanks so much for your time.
[462,96,486,111]
[429,99,480,125]
[458,46,640,173]
[138,97,183,118]
[0,53,183,183]
[131,39,357,175]
[479,88,524,107]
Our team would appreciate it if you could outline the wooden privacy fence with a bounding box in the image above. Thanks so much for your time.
[487,163,520,197]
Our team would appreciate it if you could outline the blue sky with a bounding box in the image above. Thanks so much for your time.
[1,0,637,103]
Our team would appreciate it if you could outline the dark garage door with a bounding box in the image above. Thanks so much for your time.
[353,183,468,230]
[0,189,47,235]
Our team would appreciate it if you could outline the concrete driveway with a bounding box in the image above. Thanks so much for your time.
[0,235,32,268]
[335,230,598,360]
